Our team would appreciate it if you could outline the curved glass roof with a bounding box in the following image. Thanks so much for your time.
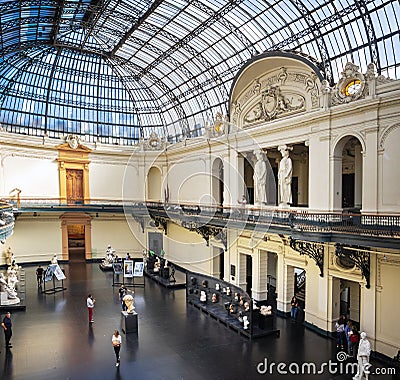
[0,0,399,145]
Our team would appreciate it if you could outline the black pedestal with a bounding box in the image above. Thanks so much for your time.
[121,311,138,334]
[161,267,169,279]
[258,314,274,330]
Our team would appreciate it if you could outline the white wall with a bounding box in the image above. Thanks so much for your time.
[162,223,211,274]
[3,216,62,264]
[89,162,128,201]
[1,153,59,198]
[380,125,400,211]
[91,217,142,259]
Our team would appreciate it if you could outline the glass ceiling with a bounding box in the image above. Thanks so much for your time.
[0,0,399,145]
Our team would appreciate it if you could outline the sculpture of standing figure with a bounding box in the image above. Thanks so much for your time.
[353,331,371,380]
[253,149,268,205]
[278,145,293,206]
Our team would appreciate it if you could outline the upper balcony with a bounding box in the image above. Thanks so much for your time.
[9,197,400,250]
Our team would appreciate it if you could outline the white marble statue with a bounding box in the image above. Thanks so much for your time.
[153,257,161,273]
[101,244,116,268]
[353,332,371,380]
[243,315,249,330]
[253,149,267,205]
[0,272,19,300]
[123,294,135,314]
[51,254,58,264]
[278,145,293,206]
[6,267,19,289]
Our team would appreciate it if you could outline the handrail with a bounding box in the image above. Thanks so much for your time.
[5,198,400,239]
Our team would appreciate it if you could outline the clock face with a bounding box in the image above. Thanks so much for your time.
[343,79,362,96]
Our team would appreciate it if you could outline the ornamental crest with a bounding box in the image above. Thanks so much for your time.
[244,86,305,124]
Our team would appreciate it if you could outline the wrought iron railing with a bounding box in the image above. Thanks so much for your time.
[6,197,400,239]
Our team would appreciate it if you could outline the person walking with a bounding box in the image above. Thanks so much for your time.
[118,285,127,310]
[1,311,12,349]
[112,330,122,367]
[36,265,44,287]
[87,294,95,323]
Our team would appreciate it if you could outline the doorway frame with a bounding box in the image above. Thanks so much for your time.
[57,142,91,204]
[61,213,92,261]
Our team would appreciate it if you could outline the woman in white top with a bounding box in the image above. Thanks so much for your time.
[112,330,122,367]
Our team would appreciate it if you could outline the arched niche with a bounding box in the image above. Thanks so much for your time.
[147,166,162,201]
[332,135,364,211]
[212,158,224,207]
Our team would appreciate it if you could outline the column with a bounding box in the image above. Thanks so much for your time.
[361,124,378,213]
[354,144,363,208]
[252,249,268,301]
[276,253,294,315]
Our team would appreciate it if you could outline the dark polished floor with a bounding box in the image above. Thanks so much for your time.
[0,263,398,380]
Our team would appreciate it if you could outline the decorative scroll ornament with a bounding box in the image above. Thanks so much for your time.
[143,132,165,151]
[181,220,223,247]
[244,86,305,124]
[335,243,370,288]
[289,237,324,277]
[149,214,168,234]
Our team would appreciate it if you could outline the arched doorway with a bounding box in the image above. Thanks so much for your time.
[333,136,363,211]
[212,158,224,206]
[147,167,162,201]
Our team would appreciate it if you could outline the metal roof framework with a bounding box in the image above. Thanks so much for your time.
[0,0,399,145]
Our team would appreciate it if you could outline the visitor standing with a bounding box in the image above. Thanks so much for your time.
[290,296,299,322]
[118,285,127,310]
[1,311,12,349]
[36,265,44,287]
[87,294,95,323]
[112,330,122,367]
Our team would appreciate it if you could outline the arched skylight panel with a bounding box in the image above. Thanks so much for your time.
[173,4,206,27]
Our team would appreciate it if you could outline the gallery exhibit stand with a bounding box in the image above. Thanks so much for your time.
[121,311,138,334]
[42,264,67,294]
[112,259,145,288]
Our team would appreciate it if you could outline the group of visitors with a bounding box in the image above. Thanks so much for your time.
[335,314,360,356]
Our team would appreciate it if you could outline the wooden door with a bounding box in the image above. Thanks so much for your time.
[66,169,84,204]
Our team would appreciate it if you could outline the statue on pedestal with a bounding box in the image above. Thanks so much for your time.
[100,244,117,270]
[0,272,19,303]
[123,294,135,314]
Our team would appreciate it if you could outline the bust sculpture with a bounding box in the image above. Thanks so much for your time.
[51,254,58,264]
[123,294,135,314]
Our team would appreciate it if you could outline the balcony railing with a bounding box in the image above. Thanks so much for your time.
[6,197,400,240]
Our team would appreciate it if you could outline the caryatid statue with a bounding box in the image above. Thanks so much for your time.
[278,145,293,206]
[253,149,268,205]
